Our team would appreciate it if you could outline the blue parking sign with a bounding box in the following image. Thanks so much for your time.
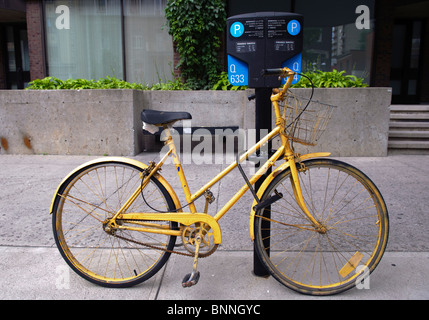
[228,55,248,86]
[282,53,302,85]
[230,22,244,38]
[287,20,301,36]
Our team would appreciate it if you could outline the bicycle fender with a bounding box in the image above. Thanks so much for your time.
[249,152,330,241]
[49,157,182,214]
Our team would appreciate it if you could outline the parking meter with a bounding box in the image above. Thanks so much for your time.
[227,12,304,276]
[227,12,303,88]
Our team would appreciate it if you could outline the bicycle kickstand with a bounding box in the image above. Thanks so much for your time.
[182,234,202,288]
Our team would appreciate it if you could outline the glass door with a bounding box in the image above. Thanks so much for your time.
[390,20,423,104]
[5,24,30,89]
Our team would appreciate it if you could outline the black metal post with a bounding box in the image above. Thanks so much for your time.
[253,87,272,277]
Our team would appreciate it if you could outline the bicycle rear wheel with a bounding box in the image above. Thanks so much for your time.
[52,160,178,288]
[254,159,389,295]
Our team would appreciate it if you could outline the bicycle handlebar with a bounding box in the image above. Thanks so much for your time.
[261,67,295,77]
[262,68,285,76]
[261,67,296,97]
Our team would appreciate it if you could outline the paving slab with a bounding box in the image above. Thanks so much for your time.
[1,247,428,300]
[1,154,429,300]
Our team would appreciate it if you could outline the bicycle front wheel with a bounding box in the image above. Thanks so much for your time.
[254,159,389,295]
[52,160,178,288]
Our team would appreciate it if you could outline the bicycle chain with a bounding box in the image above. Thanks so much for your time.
[113,232,193,257]
[112,223,217,258]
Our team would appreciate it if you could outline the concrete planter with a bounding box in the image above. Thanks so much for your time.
[0,89,138,156]
[0,88,391,156]
[289,88,392,157]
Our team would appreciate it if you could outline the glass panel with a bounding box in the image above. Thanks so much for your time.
[227,0,291,16]
[6,27,16,72]
[44,0,123,80]
[391,24,406,69]
[123,0,174,84]
[408,80,417,96]
[295,0,375,85]
[410,21,421,69]
[389,80,401,95]
[20,30,30,72]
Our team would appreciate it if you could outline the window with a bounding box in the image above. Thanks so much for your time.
[123,0,174,84]
[227,0,292,16]
[228,0,374,84]
[296,0,375,83]
[44,0,123,80]
[43,0,174,84]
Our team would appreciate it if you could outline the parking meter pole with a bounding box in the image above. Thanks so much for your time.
[226,12,303,277]
[253,87,272,277]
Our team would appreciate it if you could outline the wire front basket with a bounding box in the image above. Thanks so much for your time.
[279,92,336,146]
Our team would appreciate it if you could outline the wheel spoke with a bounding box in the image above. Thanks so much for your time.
[53,162,177,287]
[255,159,388,295]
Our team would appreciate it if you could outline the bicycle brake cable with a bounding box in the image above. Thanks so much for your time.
[139,169,205,213]
[285,72,314,129]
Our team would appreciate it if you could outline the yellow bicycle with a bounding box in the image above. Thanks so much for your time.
[50,68,389,295]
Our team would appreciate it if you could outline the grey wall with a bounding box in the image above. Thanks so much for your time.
[0,88,391,156]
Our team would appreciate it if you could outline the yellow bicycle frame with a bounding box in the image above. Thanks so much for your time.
[50,68,330,244]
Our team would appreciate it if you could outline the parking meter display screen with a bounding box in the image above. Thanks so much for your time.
[235,42,257,53]
[227,12,303,88]
[274,40,295,52]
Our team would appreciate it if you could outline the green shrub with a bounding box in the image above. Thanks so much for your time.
[148,77,190,90]
[26,76,142,90]
[210,69,368,90]
[25,76,189,91]
[26,70,368,91]
[292,69,368,88]
[165,0,226,90]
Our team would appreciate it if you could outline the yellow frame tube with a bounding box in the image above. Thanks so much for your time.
[165,127,197,213]
[191,126,281,205]
[109,127,283,244]
[52,68,333,246]
[213,145,285,222]
[111,148,173,220]
[117,225,182,237]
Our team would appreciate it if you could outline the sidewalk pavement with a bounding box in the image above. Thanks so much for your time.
[1,153,429,300]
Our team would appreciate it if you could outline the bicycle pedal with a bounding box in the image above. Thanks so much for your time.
[182,271,200,288]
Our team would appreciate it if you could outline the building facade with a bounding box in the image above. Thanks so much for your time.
[1,0,428,104]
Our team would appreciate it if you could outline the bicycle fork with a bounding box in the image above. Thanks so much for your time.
[285,152,327,234]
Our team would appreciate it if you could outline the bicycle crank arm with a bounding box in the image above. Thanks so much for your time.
[182,234,202,288]
[116,213,222,244]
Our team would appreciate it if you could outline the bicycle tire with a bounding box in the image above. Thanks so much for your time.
[254,158,389,295]
[52,160,178,288]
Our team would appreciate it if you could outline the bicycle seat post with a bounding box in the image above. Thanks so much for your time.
[163,124,197,214]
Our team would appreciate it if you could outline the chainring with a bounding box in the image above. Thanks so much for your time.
[181,223,218,257]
